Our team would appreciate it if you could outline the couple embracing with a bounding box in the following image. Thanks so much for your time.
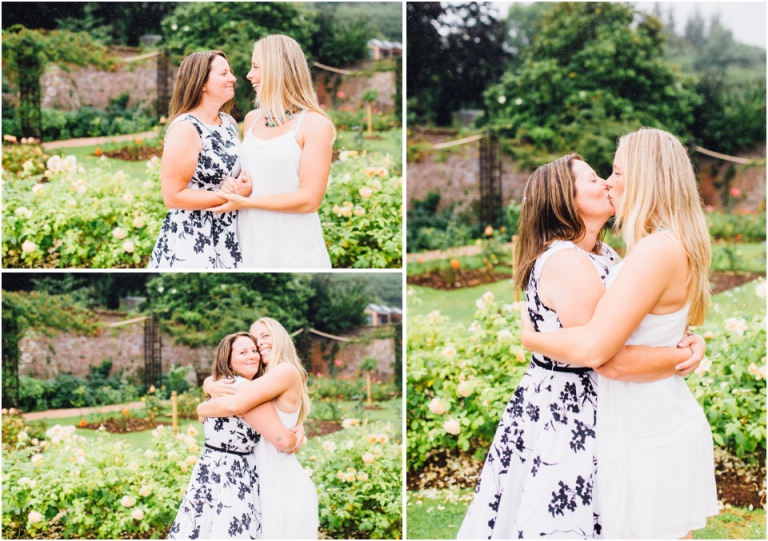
[169,317,317,539]
[459,128,719,539]
[149,35,334,270]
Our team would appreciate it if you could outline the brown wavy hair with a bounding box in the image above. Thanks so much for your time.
[211,332,262,381]
[168,50,235,123]
[513,154,595,290]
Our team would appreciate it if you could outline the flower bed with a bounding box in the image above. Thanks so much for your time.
[2,152,165,268]
[407,285,766,472]
[321,152,403,268]
[302,421,402,539]
[3,147,402,269]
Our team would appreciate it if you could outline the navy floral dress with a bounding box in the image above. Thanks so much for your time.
[169,378,262,539]
[149,113,243,269]
[457,240,618,539]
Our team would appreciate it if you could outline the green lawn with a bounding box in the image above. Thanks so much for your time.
[406,489,767,539]
[50,140,158,181]
[25,398,402,451]
[712,242,766,273]
[336,128,402,157]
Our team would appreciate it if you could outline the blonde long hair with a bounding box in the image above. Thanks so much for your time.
[250,317,311,424]
[252,35,335,138]
[168,50,234,123]
[615,128,711,325]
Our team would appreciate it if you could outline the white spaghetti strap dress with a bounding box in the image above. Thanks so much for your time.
[237,110,332,269]
[595,259,719,538]
[252,402,318,539]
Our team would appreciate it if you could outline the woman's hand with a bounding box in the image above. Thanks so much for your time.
[290,423,306,453]
[675,332,706,377]
[519,304,536,350]
[203,377,238,399]
[220,172,253,198]
[206,191,249,213]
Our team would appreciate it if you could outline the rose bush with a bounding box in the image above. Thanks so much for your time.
[2,424,198,539]
[309,376,401,402]
[302,421,402,539]
[406,294,530,471]
[321,152,403,268]
[3,149,401,269]
[3,154,165,268]
[407,282,766,472]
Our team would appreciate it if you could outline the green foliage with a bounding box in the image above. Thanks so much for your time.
[1,409,47,451]
[1,25,116,138]
[321,153,403,268]
[306,422,402,539]
[0,143,51,176]
[407,2,510,125]
[360,357,378,372]
[175,386,207,420]
[689,306,766,459]
[327,109,400,132]
[407,294,529,471]
[309,3,372,68]
[144,274,315,349]
[406,191,475,253]
[485,2,700,174]
[308,377,400,403]
[166,365,190,395]
[306,275,369,336]
[705,210,766,242]
[16,372,141,413]
[1,424,198,539]
[2,154,165,268]
[361,89,379,103]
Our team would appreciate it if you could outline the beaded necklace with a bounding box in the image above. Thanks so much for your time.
[264,105,303,128]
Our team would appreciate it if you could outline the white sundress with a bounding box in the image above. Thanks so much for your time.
[148,113,243,269]
[237,110,332,269]
[458,240,619,539]
[253,402,319,539]
[595,258,719,538]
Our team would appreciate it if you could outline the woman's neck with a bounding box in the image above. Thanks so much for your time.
[188,99,223,125]
[575,219,604,253]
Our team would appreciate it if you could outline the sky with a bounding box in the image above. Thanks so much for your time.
[489,1,767,49]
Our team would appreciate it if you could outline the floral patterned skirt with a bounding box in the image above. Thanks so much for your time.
[168,447,261,539]
[457,360,601,539]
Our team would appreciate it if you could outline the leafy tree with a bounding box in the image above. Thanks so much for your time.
[308,3,372,68]
[306,275,370,336]
[485,2,700,174]
[160,2,316,119]
[302,2,402,42]
[407,2,510,126]
[2,25,116,137]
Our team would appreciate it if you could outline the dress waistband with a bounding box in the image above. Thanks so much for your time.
[531,358,592,374]
[205,443,251,456]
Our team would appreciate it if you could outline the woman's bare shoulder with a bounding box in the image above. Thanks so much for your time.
[303,111,334,129]
[164,119,201,151]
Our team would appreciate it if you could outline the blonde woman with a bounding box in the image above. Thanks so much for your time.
[170,332,299,539]
[209,35,335,268]
[199,318,318,539]
[521,128,718,538]
[149,51,252,269]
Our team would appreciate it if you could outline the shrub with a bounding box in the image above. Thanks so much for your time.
[309,376,400,402]
[321,152,402,268]
[705,210,766,243]
[1,424,198,539]
[304,422,402,539]
[1,409,47,450]
[16,375,141,413]
[2,154,165,268]
[327,109,401,132]
[406,294,529,471]
[406,191,475,253]
[1,143,52,176]
[175,387,206,420]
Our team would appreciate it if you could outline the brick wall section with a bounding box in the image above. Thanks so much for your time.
[408,135,766,214]
[696,145,766,212]
[18,313,396,383]
[18,313,214,381]
[315,64,397,113]
[406,134,529,213]
[306,327,396,381]
[38,48,173,111]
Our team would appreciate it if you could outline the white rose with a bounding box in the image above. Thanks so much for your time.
[457,381,473,398]
[475,299,486,310]
[133,216,145,228]
[120,496,136,508]
[362,453,375,464]
[444,418,461,435]
[28,511,43,524]
[112,227,127,240]
[428,398,446,415]
[359,187,373,198]
[131,509,144,521]
[139,486,151,497]
[122,193,134,203]
[441,346,456,358]
[497,329,513,343]
[482,291,494,303]
[122,241,135,253]
[322,441,336,452]
[127,462,138,471]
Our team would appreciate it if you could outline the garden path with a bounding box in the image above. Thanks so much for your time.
[407,242,515,263]
[41,131,157,150]
[22,400,146,421]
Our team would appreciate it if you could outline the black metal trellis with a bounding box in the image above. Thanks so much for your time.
[144,316,162,390]
[479,130,503,229]
[156,48,170,118]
